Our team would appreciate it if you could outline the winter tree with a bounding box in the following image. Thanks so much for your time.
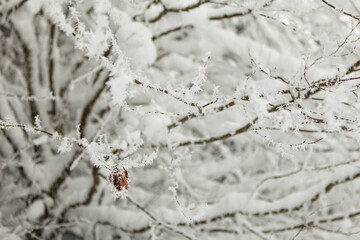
[1,0,360,239]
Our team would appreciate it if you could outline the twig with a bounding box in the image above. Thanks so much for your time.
[209,0,275,20]
[127,196,195,240]
[149,0,210,23]
[0,123,54,136]
[134,79,201,111]
[320,0,360,21]
[152,25,194,41]
[176,118,257,147]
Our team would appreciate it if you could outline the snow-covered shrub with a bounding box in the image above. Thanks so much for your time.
[1,0,360,239]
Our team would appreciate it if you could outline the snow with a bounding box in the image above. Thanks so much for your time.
[107,70,133,107]
[58,137,73,154]
[116,22,157,68]
[197,165,360,219]
[3,0,360,239]
[9,0,42,20]
[0,227,22,240]
[33,135,48,145]
[72,206,150,231]
[42,0,74,36]
[141,114,170,144]
[85,139,108,168]
[161,0,200,9]
[26,200,45,221]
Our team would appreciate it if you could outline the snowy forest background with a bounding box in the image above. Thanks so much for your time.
[1,0,360,239]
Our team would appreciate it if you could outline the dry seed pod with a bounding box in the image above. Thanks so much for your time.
[109,167,128,191]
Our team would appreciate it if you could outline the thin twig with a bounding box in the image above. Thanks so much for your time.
[321,0,360,21]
